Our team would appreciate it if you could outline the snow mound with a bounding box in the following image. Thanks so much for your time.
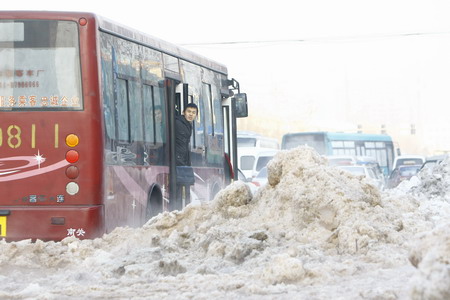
[1,147,450,299]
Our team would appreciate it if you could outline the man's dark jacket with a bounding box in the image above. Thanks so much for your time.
[175,114,192,166]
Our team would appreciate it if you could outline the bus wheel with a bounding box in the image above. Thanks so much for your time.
[145,185,163,223]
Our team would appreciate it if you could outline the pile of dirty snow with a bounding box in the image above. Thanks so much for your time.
[0,146,449,299]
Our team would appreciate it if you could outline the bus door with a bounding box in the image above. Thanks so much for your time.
[222,96,238,181]
[222,92,248,181]
[166,79,193,210]
[165,78,178,209]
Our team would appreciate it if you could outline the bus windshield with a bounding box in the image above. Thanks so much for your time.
[0,20,82,110]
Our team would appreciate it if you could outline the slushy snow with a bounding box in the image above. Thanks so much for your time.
[0,147,449,299]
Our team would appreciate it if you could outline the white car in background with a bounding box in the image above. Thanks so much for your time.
[337,165,385,190]
[236,169,258,194]
[238,147,279,180]
[251,166,269,188]
[325,155,357,166]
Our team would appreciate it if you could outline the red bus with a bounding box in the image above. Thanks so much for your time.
[0,11,248,241]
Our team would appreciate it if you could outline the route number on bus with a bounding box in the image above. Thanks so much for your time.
[0,124,59,148]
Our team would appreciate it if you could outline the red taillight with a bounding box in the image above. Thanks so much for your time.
[65,166,79,179]
[79,18,87,26]
[66,150,79,163]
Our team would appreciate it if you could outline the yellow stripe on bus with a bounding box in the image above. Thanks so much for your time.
[0,216,6,237]
[54,123,59,148]
[31,124,36,148]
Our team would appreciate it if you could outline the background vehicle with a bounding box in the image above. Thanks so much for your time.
[337,165,385,190]
[282,131,395,176]
[251,166,269,188]
[355,156,386,185]
[386,165,422,189]
[326,155,357,166]
[420,154,447,175]
[392,155,425,170]
[0,11,248,241]
[236,169,257,194]
[237,131,279,149]
[238,147,278,180]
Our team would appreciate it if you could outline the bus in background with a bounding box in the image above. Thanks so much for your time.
[0,11,248,241]
[237,131,279,149]
[281,132,395,175]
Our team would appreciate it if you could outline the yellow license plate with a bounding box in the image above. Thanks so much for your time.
[0,216,6,237]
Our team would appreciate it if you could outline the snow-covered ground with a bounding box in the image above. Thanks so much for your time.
[1,147,449,299]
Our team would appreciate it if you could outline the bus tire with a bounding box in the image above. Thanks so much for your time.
[145,184,163,223]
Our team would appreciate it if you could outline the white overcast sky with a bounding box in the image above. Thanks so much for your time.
[3,0,450,152]
[4,0,450,49]
[3,0,450,79]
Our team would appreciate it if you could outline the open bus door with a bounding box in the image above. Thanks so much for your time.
[167,79,196,210]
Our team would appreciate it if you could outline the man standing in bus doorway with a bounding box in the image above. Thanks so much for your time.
[174,103,198,210]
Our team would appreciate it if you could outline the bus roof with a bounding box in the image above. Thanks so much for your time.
[0,10,228,76]
[283,131,393,142]
[96,15,228,75]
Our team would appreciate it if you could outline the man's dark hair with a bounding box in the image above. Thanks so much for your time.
[184,103,198,112]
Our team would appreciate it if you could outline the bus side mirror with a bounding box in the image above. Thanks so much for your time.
[234,93,248,118]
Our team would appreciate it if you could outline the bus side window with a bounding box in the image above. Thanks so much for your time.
[100,44,115,149]
[116,78,130,143]
[202,83,213,136]
[143,84,166,165]
[187,95,196,148]
[129,81,143,142]
[193,94,203,150]
[154,86,166,145]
